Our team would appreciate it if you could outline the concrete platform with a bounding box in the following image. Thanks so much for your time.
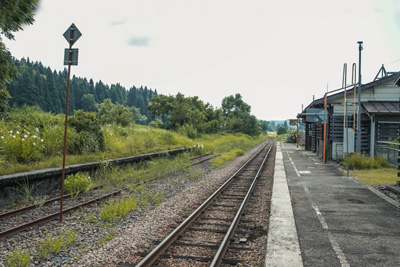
[266,142,400,267]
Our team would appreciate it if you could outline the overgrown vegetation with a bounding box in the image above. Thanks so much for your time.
[343,154,390,170]
[38,229,77,260]
[343,153,397,186]
[99,197,138,222]
[64,172,93,198]
[7,248,30,267]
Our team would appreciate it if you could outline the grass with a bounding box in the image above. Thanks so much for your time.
[194,133,267,167]
[97,232,116,247]
[342,153,398,186]
[350,168,398,186]
[99,197,138,222]
[0,125,193,176]
[7,248,30,267]
[38,229,77,260]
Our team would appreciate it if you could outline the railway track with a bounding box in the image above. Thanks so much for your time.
[132,141,274,266]
[0,153,217,240]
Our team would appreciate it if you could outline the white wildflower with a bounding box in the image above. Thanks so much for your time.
[16,131,20,134]
[36,128,39,132]
[22,138,25,141]
[33,142,36,146]
[41,139,44,142]
[24,135,28,138]
[1,136,3,139]
[10,130,13,134]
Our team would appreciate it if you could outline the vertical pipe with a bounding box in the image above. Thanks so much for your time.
[345,99,349,177]
[296,120,299,148]
[323,93,327,164]
[342,64,347,162]
[352,63,357,130]
[356,41,363,153]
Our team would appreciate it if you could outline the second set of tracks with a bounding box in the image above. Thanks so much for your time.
[131,140,275,266]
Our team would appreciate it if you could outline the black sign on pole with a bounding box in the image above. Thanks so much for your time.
[64,48,79,65]
[60,23,81,222]
[63,23,82,46]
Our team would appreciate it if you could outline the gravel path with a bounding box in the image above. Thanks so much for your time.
[0,142,270,266]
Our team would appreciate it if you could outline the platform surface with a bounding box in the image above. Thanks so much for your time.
[266,142,400,267]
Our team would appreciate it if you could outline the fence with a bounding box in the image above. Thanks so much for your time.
[376,141,400,168]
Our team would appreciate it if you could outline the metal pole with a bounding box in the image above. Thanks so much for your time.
[60,36,73,222]
[356,41,363,153]
[323,93,327,164]
[296,119,299,148]
[345,99,349,177]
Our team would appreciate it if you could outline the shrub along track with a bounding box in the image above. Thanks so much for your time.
[130,141,274,266]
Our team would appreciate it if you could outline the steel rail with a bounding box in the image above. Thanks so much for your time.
[190,154,220,166]
[135,140,270,267]
[190,153,212,160]
[0,190,121,239]
[210,143,273,266]
[0,185,104,220]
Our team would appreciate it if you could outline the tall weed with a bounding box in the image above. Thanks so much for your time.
[7,248,30,267]
[100,197,138,222]
[345,153,390,170]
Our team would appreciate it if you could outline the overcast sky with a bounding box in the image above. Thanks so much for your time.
[4,0,400,120]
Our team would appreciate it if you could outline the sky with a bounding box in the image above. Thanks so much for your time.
[4,0,400,121]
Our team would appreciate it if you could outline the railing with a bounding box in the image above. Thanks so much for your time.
[376,141,400,168]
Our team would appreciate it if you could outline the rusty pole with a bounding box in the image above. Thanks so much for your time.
[60,33,73,222]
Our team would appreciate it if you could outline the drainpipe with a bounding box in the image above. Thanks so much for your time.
[323,93,328,163]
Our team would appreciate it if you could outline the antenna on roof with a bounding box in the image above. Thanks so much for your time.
[374,64,387,81]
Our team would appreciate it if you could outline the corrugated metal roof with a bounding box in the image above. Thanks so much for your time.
[301,72,400,112]
[362,101,400,115]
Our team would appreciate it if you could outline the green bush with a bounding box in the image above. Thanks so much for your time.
[178,124,198,138]
[64,172,93,197]
[344,153,390,170]
[0,125,45,162]
[98,99,133,126]
[68,110,104,154]
[285,129,297,143]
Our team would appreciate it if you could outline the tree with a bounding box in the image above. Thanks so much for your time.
[260,120,269,133]
[81,94,98,112]
[98,98,133,126]
[221,93,251,119]
[277,126,287,135]
[0,0,38,119]
[221,94,260,136]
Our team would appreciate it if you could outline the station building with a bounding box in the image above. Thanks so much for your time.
[298,65,400,161]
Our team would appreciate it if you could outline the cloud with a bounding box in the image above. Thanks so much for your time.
[110,19,128,26]
[126,36,150,47]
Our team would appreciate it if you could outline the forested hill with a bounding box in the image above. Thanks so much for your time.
[6,58,158,124]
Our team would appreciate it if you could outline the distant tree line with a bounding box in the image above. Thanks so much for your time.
[147,93,262,137]
[6,58,158,124]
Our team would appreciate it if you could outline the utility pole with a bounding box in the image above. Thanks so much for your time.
[356,41,363,153]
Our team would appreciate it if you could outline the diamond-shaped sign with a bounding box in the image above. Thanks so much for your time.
[63,23,82,46]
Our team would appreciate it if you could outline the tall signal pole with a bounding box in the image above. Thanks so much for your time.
[356,41,363,153]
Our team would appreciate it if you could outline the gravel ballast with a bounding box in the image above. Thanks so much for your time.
[0,142,272,266]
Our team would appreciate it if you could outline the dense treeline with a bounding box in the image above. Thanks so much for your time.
[6,58,158,124]
[147,93,262,137]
